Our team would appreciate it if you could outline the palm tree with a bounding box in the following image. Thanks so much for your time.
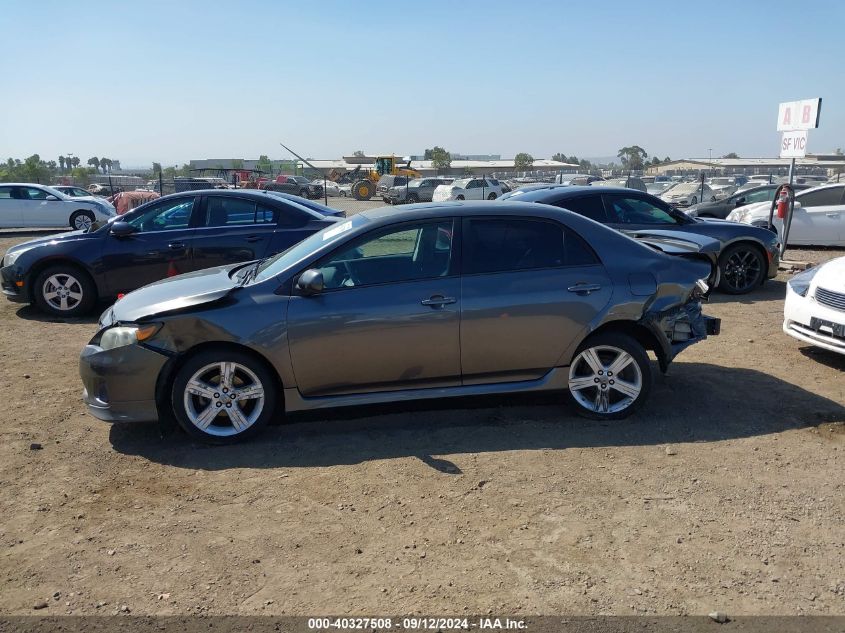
[152,162,162,174]
[70,157,80,168]
[100,158,111,174]
[58,156,66,173]
[87,157,100,172]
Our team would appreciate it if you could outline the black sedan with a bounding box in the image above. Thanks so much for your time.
[503,186,781,294]
[1,189,339,317]
[687,184,810,219]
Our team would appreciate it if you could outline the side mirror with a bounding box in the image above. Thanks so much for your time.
[734,197,746,206]
[109,221,136,237]
[792,201,802,209]
[45,194,60,201]
[296,269,324,295]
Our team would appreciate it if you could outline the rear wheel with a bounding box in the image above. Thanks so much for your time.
[455,195,465,201]
[70,210,95,231]
[32,265,97,317]
[718,243,766,294]
[487,192,497,200]
[406,194,419,204]
[171,349,278,444]
[567,332,652,420]
[690,196,698,205]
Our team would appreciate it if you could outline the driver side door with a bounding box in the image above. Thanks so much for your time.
[101,196,199,295]
[286,219,460,396]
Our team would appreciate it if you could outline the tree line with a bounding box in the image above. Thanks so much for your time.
[1,154,124,184]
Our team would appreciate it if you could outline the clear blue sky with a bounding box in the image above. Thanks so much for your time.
[1,0,842,167]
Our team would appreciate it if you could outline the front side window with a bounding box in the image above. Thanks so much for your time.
[463,217,597,274]
[742,188,775,204]
[605,195,677,225]
[315,220,454,290]
[125,197,195,232]
[25,187,50,200]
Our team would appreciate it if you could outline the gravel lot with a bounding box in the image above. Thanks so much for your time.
[0,227,843,617]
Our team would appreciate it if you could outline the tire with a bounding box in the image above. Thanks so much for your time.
[487,193,497,200]
[718,243,766,295]
[339,191,347,197]
[455,195,465,201]
[352,181,373,201]
[690,196,698,205]
[70,210,95,231]
[32,265,97,317]
[299,189,310,199]
[710,196,717,202]
[406,194,419,204]
[171,348,278,444]
[567,332,652,420]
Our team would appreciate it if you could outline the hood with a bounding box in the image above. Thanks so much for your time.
[623,229,720,256]
[109,264,242,323]
[813,256,845,293]
[6,229,93,253]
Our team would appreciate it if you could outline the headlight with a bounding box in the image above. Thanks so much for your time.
[99,323,160,350]
[2,247,31,267]
[787,267,818,297]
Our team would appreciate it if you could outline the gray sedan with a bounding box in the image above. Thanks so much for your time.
[79,201,720,443]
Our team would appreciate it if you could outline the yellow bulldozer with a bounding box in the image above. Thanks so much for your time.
[351,155,420,201]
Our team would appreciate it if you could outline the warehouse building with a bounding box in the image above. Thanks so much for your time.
[647,155,845,177]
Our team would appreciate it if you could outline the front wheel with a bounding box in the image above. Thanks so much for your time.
[487,193,497,200]
[690,196,698,205]
[455,195,465,201]
[406,194,419,204]
[32,265,97,317]
[172,349,278,444]
[718,243,766,295]
[70,210,95,231]
[567,332,652,420]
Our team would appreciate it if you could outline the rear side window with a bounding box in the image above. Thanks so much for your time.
[463,217,598,274]
[0,187,11,199]
[799,186,844,207]
[551,195,609,223]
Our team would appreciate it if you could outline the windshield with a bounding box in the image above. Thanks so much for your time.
[253,214,370,283]
[711,178,733,185]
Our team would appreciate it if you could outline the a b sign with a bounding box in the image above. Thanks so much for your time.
[777,98,822,131]
[780,129,808,158]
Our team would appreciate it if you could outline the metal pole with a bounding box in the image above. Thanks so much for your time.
[788,158,795,185]
[324,172,328,206]
[158,171,163,195]
[108,171,114,197]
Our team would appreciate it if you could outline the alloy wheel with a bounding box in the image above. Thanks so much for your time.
[183,362,266,437]
[74,214,93,230]
[723,248,762,293]
[41,273,84,312]
[568,345,643,414]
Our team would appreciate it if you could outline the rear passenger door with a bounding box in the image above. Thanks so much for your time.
[459,216,612,384]
[189,195,278,271]
[785,186,845,245]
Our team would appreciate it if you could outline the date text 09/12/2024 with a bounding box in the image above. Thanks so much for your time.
[307,617,527,630]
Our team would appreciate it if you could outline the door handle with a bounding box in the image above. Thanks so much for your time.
[245,235,264,243]
[168,242,185,250]
[825,213,840,217]
[421,295,456,307]
[567,283,602,295]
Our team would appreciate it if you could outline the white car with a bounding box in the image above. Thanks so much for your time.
[708,177,739,200]
[322,181,343,197]
[726,184,845,246]
[784,256,845,355]
[660,182,716,207]
[431,177,504,202]
[0,183,115,230]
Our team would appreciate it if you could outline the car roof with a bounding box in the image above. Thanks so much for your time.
[360,200,581,223]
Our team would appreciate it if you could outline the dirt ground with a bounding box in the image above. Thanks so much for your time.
[0,231,843,617]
